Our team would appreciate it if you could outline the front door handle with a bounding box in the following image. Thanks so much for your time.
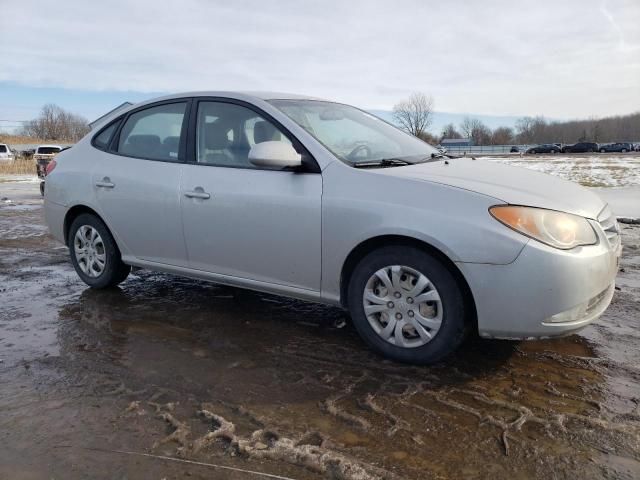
[184,187,211,200]
[95,177,115,188]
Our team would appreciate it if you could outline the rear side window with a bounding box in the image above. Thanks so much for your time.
[93,120,121,150]
[0,145,6,153]
[117,102,187,161]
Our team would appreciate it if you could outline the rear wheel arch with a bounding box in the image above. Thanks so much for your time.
[64,205,112,246]
[340,235,477,329]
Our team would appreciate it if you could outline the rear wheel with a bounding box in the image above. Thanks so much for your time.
[621,149,627,153]
[347,246,468,364]
[68,213,130,288]
[530,149,536,154]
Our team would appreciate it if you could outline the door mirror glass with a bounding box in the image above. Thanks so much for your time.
[248,141,302,168]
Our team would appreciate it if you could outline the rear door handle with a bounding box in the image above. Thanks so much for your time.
[184,187,211,200]
[95,177,115,188]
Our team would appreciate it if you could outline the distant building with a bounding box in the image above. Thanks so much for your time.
[440,138,473,147]
[89,102,134,129]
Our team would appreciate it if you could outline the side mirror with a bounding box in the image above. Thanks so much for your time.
[248,141,302,169]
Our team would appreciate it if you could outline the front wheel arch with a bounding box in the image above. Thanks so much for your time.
[340,235,477,331]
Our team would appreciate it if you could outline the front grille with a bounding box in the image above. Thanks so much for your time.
[598,205,620,250]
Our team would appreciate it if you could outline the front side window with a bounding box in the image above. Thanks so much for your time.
[117,102,186,161]
[196,101,292,169]
[0,145,6,153]
[269,100,439,166]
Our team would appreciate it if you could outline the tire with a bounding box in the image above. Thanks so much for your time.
[622,149,627,153]
[347,246,468,364]
[530,149,536,154]
[600,149,606,153]
[68,213,130,288]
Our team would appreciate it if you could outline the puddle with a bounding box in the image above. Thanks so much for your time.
[1,185,639,479]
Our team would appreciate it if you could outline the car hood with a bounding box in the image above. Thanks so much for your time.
[374,158,606,219]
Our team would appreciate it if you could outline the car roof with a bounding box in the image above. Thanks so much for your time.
[145,91,325,104]
[129,91,329,111]
[37,144,63,149]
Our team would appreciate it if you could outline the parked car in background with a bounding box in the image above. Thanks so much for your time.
[598,142,632,153]
[35,145,63,196]
[43,91,621,364]
[526,144,560,154]
[561,142,598,153]
[0,143,15,163]
[436,145,448,155]
[510,146,519,153]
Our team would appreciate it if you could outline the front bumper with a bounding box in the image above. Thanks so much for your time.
[458,225,620,339]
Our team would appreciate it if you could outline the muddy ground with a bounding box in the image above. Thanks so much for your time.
[1,181,639,480]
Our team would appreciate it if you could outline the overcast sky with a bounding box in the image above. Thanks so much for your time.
[1,0,639,122]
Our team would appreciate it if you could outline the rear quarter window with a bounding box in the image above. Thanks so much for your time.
[92,120,122,150]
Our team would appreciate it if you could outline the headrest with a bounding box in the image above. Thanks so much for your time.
[204,121,231,149]
[163,136,180,150]
[127,134,161,150]
[254,120,278,144]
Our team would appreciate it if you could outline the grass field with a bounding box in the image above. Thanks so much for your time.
[485,154,640,188]
[0,158,36,176]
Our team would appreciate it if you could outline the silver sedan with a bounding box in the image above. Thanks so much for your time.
[44,92,621,364]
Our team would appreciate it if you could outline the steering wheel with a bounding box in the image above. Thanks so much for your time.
[347,143,372,161]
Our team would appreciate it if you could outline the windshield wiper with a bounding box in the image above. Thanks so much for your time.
[352,158,412,168]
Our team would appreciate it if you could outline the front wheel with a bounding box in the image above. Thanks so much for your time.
[347,246,468,364]
[68,213,130,288]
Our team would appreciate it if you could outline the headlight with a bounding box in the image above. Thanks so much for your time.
[489,206,597,250]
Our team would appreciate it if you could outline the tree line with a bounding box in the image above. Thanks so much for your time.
[21,104,90,142]
[393,93,640,145]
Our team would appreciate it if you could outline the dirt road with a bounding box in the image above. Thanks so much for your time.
[1,181,639,479]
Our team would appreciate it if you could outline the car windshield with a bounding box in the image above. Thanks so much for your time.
[268,100,439,166]
[37,147,61,155]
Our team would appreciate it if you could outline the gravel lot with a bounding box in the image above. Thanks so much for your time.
[1,176,639,479]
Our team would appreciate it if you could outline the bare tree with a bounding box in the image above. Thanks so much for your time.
[491,126,514,145]
[393,93,435,138]
[515,116,535,144]
[22,104,90,141]
[460,117,491,145]
[441,123,462,140]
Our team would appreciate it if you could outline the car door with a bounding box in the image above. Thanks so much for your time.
[180,99,322,292]
[92,100,190,266]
